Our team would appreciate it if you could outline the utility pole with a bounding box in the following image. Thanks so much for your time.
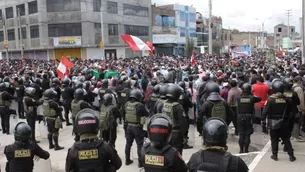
[17,8,24,61]
[208,0,212,54]
[286,9,292,38]
[100,6,105,60]
[302,0,305,64]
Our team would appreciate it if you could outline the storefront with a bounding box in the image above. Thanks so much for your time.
[53,36,82,60]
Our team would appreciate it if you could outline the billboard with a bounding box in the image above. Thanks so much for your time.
[53,36,82,48]
[232,44,251,57]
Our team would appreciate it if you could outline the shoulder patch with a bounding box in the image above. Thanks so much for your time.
[78,149,99,160]
[145,154,165,166]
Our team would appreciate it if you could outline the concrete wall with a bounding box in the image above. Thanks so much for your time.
[87,48,104,59]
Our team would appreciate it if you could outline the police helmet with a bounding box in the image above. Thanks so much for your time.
[153,85,161,94]
[159,84,169,99]
[52,78,60,86]
[14,122,32,142]
[272,80,284,94]
[84,81,91,90]
[74,88,85,100]
[25,87,36,97]
[76,81,84,89]
[283,78,293,90]
[178,81,186,90]
[166,84,182,100]
[129,89,143,101]
[3,76,10,83]
[17,78,24,85]
[206,82,220,95]
[123,80,131,88]
[75,108,99,135]
[151,79,158,87]
[35,78,42,85]
[241,83,252,94]
[147,113,172,149]
[62,78,71,87]
[43,88,57,99]
[102,79,108,88]
[203,117,228,147]
[0,83,6,91]
[103,93,113,104]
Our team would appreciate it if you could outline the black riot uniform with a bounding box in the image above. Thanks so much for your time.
[237,83,261,153]
[154,84,170,114]
[99,93,120,147]
[61,78,74,126]
[65,108,122,172]
[262,80,296,162]
[187,118,248,172]
[71,88,94,141]
[23,87,43,142]
[118,80,131,123]
[141,114,187,172]
[147,85,160,114]
[197,82,234,135]
[83,81,98,106]
[161,84,187,155]
[51,78,65,121]
[0,83,15,134]
[99,79,110,103]
[4,77,15,96]
[123,89,149,167]
[41,73,50,91]
[16,78,25,119]
[43,88,64,150]
[4,122,50,172]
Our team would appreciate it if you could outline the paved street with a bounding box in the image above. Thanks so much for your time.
[0,102,304,172]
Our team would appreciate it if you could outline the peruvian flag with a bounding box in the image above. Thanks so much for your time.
[56,56,74,79]
[279,47,284,56]
[121,34,152,51]
[191,51,196,65]
[146,41,154,55]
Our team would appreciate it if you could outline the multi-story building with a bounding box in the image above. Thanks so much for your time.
[0,0,152,60]
[274,23,295,48]
[152,4,196,56]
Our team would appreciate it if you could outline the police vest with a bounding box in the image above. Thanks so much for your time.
[74,140,106,172]
[284,91,293,98]
[23,96,35,114]
[99,88,107,101]
[143,144,172,172]
[99,105,115,131]
[208,100,226,121]
[43,100,56,117]
[162,101,180,127]
[125,101,140,124]
[237,96,254,114]
[119,90,129,105]
[71,100,84,119]
[150,94,159,102]
[7,145,34,172]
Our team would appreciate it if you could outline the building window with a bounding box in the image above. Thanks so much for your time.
[225,34,227,40]
[16,4,26,16]
[30,25,39,38]
[180,12,185,21]
[291,28,294,33]
[47,0,81,12]
[278,28,282,32]
[180,28,185,37]
[0,31,4,42]
[94,23,101,29]
[189,13,196,23]
[18,27,27,39]
[7,29,15,41]
[108,24,118,36]
[0,10,2,19]
[93,0,101,12]
[107,1,118,14]
[124,25,148,36]
[48,23,82,37]
[6,7,13,19]
[29,1,38,14]
[123,4,148,17]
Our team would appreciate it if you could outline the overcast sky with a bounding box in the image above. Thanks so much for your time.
[152,0,302,33]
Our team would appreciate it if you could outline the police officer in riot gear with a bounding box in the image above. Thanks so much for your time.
[147,84,160,114]
[197,82,233,135]
[65,108,122,172]
[4,76,15,96]
[99,79,110,103]
[140,113,188,172]
[154,84,170,114]
[123,89,149,167]
[61,78,74,126]
[262,80,296,162]
[23,87,43,143]
[118,80,131,124]
[0,83,15,134]
[83,80,98,106]
[16,78,25,119]
[71,88,94,141]
[43,88,64,150]
[4,122,50,172]
[237,83,261,153]
[51,78,65,121]
[161,84,187,155]
[187,118,248,172]
[99,93,120,147]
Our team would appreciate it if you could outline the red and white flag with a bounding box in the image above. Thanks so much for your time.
[56,56,74,79]
[121,34,152,51]
[191,51,196,65]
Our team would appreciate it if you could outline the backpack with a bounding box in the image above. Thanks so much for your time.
[195,151,232,172]
[208,100,226,120]
[99,105,115,131]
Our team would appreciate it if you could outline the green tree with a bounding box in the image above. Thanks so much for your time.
[185,38,194,57]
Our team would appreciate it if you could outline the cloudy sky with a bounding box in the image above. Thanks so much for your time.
[152,0,302,33]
